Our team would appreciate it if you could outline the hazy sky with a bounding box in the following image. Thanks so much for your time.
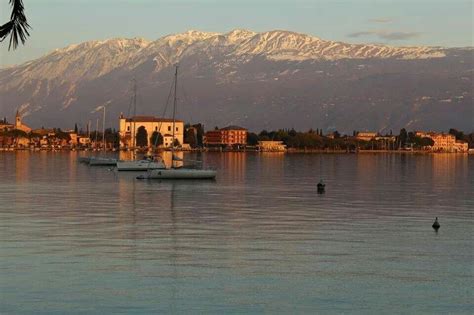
[0,0,472,67]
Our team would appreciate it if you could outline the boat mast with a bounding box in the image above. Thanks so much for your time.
[171,64,178,168]
[95,118,99,150]
[102,106,106,152]
[132,78,137,149]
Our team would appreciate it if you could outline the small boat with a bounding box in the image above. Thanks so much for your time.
[137,168,216,180]
[432,217,440,231]
[89,157,117,166]
[116,158,165,171]
[78,157,91,164]
[317,180,325,194]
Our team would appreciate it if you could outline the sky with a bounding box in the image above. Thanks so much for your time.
[0,0,472,67]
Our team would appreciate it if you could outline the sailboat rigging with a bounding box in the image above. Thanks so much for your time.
[137,65,216,180]
[89,102,118,166]
[116,79,166,171]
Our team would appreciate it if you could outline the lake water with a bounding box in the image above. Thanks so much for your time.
[0,152,473,314]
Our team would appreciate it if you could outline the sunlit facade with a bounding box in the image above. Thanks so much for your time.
[416,131,468,153]
[204,126,247,147]
[119,114,184,149]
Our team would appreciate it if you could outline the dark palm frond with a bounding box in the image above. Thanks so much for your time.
[0,0,31,50]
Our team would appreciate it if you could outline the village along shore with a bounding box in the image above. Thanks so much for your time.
[0,113,472,154]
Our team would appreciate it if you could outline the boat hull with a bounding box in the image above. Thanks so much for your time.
[137,168,216,179]
[89,157,117,166]
[78,157,91,164]
[116,160,165,171]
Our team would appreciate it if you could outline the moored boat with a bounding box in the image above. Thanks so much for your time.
[78,157,91,164]
[136,65,216,180]
[137,168,216,180]
[89,157,117,166]
[116,158,165,171]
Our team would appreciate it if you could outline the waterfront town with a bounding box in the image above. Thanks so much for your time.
[0,111,472,153]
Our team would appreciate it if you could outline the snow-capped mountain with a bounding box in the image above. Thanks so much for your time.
[0,29,472,132]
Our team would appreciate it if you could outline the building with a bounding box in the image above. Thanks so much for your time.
[415,131,468,153]
[204,126,247,147]
[0,118,14,132]
[356,132,377,141]
[32,128,56,137]
[78,137,91,146]
[257,141,287,152]
[0,136,13,147]
[453,141,469,152]
[68,132,78,145]
[14,110,31,133]
[119,114,184,149]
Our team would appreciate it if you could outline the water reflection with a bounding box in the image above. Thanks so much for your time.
[0,152,472,314]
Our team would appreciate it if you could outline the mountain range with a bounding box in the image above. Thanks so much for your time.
[0,29,472,133]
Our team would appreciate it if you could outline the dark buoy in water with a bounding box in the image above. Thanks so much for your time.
[317,180,325,194]
[432,217,440,231]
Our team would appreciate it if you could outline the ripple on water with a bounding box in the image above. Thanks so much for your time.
[0,152,473,314]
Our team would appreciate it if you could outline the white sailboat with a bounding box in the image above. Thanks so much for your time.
[89,156,117,166]
[137,65,216,180]
[116,80,165,171]
[116,156,166,171]
[89,105,118,166]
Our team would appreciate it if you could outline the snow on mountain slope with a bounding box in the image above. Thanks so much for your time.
[0,29,470,133]
[1,29,445,83]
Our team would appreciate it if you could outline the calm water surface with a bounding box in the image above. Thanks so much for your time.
[0,152,473,314]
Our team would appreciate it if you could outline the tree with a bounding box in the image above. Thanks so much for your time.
[4,129,27,138]
[55,129,71,141]
[449,128,464,141]
[136,126,148,147]
[193,123,204,147]
[150,131,163,147]
[247,132,259,146]
[0,0,31,50]
[399,128,408,147]
[105,128,119,148]
[74,123,78,134]
[419,137,434,147]
[407,131,416,144]
[184,128,196,147]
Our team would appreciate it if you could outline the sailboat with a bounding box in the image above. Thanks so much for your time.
[137,65,216,180]
[89,105,118,166]
[116,155,165,171]
[116,80,165,171]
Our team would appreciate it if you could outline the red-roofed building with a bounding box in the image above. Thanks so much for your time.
[204,126,247,147]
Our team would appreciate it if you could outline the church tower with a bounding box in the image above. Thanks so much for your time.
[15,110,21,129]
[13,110,31,133]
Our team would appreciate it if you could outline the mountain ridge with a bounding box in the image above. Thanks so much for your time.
[0,29,472,133]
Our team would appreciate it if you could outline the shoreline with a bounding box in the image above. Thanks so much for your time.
[0,147,471,154]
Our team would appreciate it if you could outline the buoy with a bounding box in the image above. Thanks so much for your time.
[317,180,325,194]
[432,217,440,231]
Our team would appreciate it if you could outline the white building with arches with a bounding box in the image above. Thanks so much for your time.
[119,114,184,149]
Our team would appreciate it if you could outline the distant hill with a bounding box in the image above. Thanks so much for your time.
[0,29,472,133]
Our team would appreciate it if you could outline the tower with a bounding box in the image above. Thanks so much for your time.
[15,110,21,128]
[13,110,31,133]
